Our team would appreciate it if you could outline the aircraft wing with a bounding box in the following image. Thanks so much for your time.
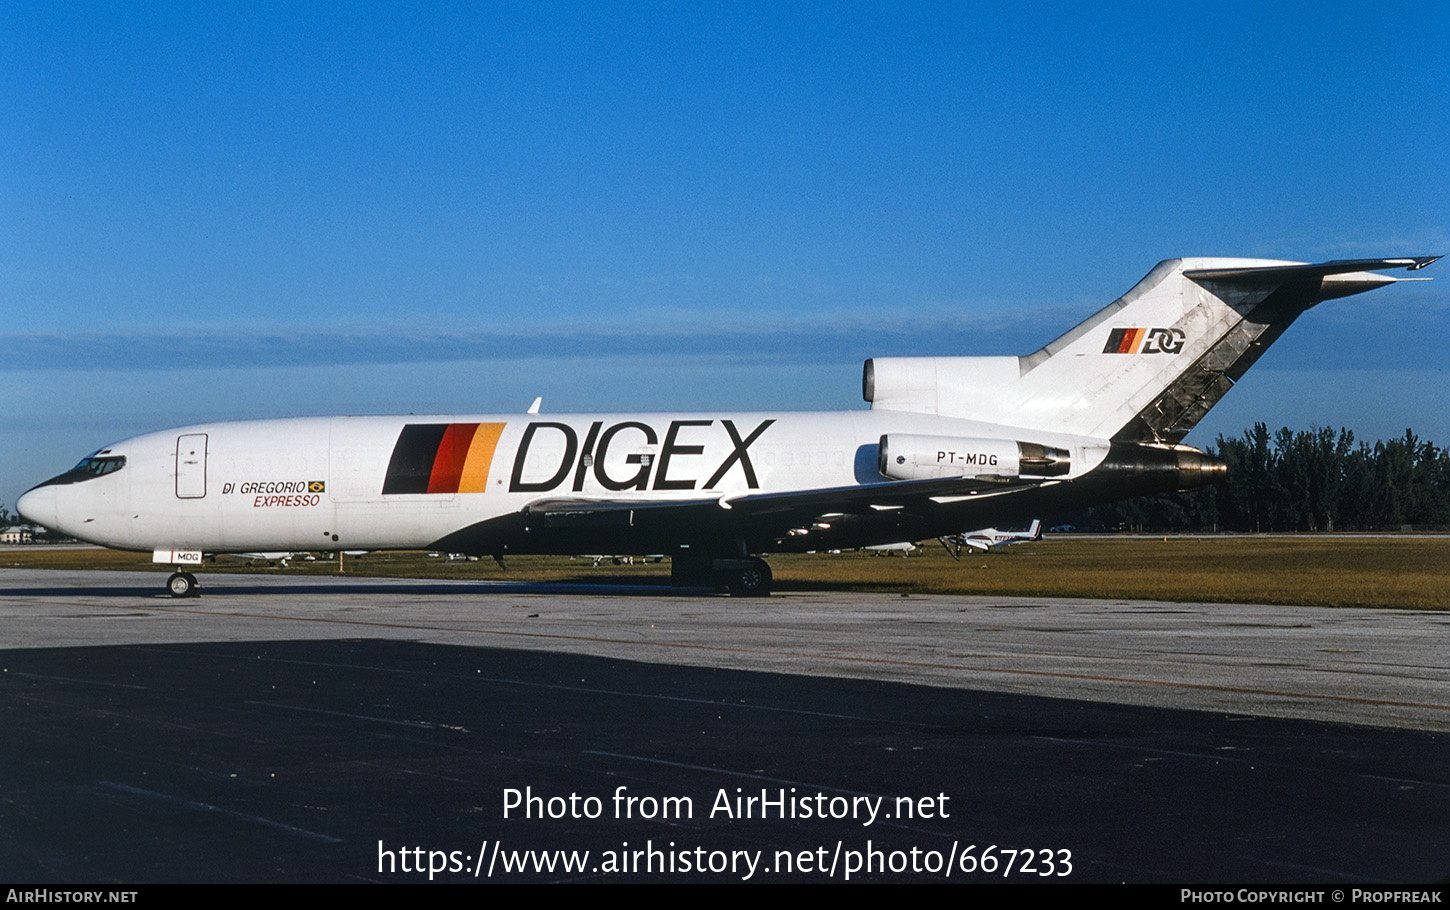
[519,473,1046,544]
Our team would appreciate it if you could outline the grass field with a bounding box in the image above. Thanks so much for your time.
[4,537,1446,610]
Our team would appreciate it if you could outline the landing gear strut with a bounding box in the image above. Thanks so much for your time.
[166,571,199,598]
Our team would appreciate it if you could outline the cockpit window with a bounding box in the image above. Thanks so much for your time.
[28,451,129,489]
[69,452,127,476]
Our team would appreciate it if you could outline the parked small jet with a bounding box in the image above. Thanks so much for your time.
[18,256,1437,597]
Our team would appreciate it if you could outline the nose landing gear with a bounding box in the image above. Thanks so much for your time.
[166,571,199,598]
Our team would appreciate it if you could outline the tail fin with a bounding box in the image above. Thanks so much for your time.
[1027,519,1042,541]
[865,257,1438,443]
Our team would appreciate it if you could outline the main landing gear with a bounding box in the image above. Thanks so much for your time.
[671,555,773,596]
[166,571,199,598]
[727,557,772,597]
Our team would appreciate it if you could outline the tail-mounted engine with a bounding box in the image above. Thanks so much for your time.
[878,434,1070,481]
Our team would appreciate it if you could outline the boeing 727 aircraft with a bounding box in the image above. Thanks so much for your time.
[17,256,1438,597]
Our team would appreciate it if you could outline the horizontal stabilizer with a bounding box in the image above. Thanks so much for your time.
[1184,257,1440,282]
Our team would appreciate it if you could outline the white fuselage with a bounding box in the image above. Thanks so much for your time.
[19,410,1108,555]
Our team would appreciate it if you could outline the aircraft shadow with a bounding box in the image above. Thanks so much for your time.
[0,579,723,599]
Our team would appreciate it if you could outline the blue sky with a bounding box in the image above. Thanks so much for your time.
[3,2,1447,508]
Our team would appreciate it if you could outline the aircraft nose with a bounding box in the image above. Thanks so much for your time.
[16,484,57,529]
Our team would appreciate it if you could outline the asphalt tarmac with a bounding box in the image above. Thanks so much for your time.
[1,569,1446,883]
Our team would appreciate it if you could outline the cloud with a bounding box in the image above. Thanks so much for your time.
[5,281,1444,376]
[0,310,1069,374]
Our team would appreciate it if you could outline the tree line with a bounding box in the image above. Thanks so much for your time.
[1065,425,1450,532]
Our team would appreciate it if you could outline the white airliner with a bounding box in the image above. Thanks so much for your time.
[17,256,1437,597]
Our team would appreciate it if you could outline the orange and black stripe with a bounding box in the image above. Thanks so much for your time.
[1103,327,1146,354]
[382,423,506,494]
